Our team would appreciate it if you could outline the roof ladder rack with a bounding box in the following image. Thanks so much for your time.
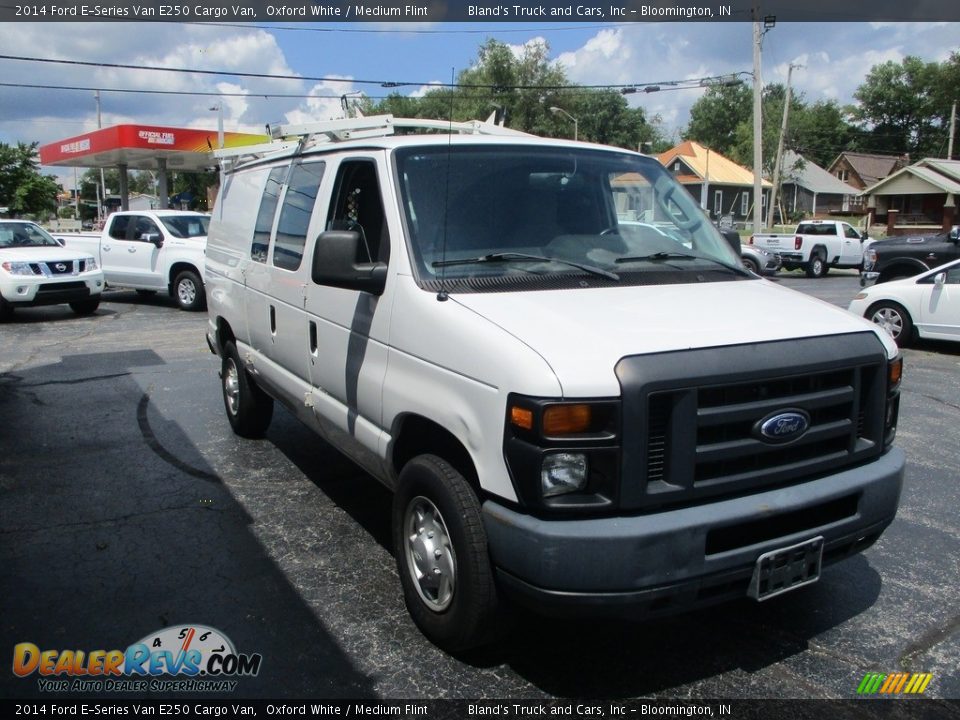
[270,114,531,145]
[212,113,532,170]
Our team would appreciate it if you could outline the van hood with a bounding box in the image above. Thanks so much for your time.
[451,278,894,396]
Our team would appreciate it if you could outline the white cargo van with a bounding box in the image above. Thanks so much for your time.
[205,116,905,652]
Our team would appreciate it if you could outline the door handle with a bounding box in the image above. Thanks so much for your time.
[269,306,276,335]
[309,321,318,354]
[103,245,111,251]
[128,246,137,252]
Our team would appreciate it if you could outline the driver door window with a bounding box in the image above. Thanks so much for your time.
[325,160,389,265]
[133,216,161,242]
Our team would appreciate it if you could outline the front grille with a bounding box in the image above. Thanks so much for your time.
[45,260,75,275]
[616,334,888,510]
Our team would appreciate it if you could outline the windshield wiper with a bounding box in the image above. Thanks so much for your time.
[615,251,745,273]
[432,252,619,281]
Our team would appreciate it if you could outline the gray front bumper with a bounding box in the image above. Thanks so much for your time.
[483,448,904,614]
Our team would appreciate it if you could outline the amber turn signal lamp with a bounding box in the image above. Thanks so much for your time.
[888,357,903,387]
[543,404,592,435]
[510,406,534,430]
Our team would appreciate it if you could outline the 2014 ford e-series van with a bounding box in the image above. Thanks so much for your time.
[204,116,905,652]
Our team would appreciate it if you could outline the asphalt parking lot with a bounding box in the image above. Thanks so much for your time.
[1,272,958,704]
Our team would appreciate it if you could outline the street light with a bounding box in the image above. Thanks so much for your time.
[549,106,578,141]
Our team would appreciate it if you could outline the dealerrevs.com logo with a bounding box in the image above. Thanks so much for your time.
[13,625,262,693]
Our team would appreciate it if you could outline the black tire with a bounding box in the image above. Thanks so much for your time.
[866,301,914,348]
[805,251,826,278]
[173,269,206,311]
[69,297,100,316]
[741,256,760,274]
[393,454,499,653]
[0,298,13,321]
[221,340,273,437]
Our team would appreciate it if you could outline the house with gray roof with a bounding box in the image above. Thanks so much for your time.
[777,151,861,219]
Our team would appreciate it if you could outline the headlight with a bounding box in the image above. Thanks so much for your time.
[541,453,588,498]
[1,261,37,276]
[863,248,877,271]
[83,257,98,271]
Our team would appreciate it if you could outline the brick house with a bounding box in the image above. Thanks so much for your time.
[826,152,908,209]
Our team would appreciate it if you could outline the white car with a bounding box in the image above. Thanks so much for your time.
[849,258,960,347]
[0,220,103,319]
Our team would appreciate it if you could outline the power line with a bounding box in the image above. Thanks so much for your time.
[0,52,748,93]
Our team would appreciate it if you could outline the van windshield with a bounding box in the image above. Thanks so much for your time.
[395,145,747,291]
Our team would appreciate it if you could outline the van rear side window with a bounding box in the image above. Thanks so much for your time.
[274,160,325,272]
[251,167,286,263]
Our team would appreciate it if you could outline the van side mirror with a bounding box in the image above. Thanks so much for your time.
[934,272,947,287]
[311,230,387,295]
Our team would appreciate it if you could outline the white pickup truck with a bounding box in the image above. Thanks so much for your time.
[748,220,870,278]
[54,210,209,311]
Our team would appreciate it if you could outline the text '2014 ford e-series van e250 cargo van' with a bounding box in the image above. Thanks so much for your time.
[205,116,905,652]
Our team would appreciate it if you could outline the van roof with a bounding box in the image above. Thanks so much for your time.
[215,114,642,172]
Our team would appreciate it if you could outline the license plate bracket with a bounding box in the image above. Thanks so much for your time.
[748,536,824,601]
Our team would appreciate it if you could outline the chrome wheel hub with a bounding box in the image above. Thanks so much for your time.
[224,358,240,416]
[404,496,456,611]
[872,308,902,339]
[178,278,197,305]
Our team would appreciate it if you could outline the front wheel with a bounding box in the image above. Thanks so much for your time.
[867,301,914,348]
[69,297,100,316]
[173,269,206,311]
[0,298,13,320]
[741,256,760,274]
[221,340,274,437]
[393,455,499,653]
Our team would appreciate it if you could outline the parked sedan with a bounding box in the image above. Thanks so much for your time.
[848,258,960,347]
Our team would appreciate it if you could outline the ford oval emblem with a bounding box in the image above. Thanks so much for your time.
[755,409,811,444]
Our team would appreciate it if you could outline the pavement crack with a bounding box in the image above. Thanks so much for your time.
[137,393,221,483]
[899,612,960,670]
[912,392,960,414]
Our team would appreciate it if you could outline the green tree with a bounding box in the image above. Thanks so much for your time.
[367,39,658,151]
[790,99,857,168]
[852,55,951,158]
[0,142,61,218]
[684,83,752,157]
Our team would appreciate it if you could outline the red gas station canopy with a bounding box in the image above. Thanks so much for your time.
[39,124,268,172]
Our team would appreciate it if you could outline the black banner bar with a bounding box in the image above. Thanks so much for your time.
[1,0,960,23]
[3,699,960,720]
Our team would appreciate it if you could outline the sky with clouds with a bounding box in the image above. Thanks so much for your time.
[0,20,956,186]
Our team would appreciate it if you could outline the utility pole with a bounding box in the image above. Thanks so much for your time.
[752,13,763,233]
[96,90,107,222]
[767,63,801,228]
[948,101,957,160]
